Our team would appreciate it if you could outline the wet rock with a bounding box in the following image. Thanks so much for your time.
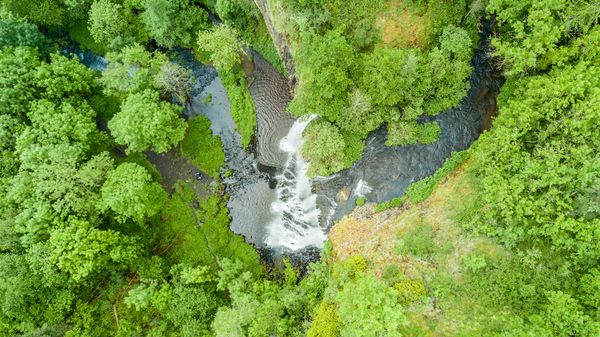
[336,187,350,202]
[253,0,296,86]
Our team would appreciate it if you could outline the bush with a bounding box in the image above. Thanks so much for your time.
[462,253,488,273]
[393,279,427,304]
[332,254,368,282]
[375,196,406,213]
[307,302,341,337]
[396,223,434,259]
[386,121,419,146]
[355,197,366,206]
[416,122,440,144]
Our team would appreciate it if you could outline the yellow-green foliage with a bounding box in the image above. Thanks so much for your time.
[393,279,427,304]
[307,302,341,337]
[332,254,368,281]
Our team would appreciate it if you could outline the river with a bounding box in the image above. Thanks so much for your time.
[68,17,502,260]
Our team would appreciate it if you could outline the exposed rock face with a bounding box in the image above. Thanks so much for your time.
[253,0,296,86]
[249,52,296,169]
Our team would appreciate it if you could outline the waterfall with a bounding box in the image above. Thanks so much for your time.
[265,116,327,250]
[354,179,372,197]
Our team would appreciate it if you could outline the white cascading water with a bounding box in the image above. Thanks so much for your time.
[354,179,372,197]
[265,116,327,250]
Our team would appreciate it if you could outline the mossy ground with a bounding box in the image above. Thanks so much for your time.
[329,161,517,336]
[180,115,225,179]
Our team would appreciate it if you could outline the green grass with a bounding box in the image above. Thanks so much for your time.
[180,115,225,179]
[220,70,256,148]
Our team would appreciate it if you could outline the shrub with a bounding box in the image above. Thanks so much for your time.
[375,196,406,213]
[307,302,341,337]
[416,122,441,144]
[462,253,488,273]
[386,121,419,146]
[393,279,427,304]
[303,120,347,177]
[396,223,435,259]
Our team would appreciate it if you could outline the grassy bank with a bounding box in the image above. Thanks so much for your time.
[180,115,225,179]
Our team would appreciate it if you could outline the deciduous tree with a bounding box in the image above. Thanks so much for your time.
[142,0,210,48]
[108,89,186,153]
[100,162,167,223]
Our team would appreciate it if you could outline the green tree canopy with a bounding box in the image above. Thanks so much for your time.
[24,99,100,150]
[45,219,140,282]
[142,0,210,48]
[88,0,147,50]
[359,46,421,107]
[155,62,194,104]
[0,9,45,50]
[335,273,406,337]
[197,25,245,73]
[0,47,41,118]
[101,44,168,96]
[34,53,97,102]
[100,162,167,223]
[472,47,600,267]
[302,120,347,177]
[289,29,355,121]
[108,89,187,153]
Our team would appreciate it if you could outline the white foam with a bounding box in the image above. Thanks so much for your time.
[354,179,373,197]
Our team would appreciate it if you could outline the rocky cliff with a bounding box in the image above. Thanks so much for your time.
[253,0,296,87]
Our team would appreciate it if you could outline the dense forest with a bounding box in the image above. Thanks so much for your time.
[0,0,598,336]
